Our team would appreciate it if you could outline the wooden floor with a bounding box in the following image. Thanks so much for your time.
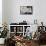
[0,44,4,46]
[0,44,46,46]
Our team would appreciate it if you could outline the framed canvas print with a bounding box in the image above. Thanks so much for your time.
[20,6,33,15]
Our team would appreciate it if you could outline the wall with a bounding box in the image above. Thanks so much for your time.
[2,0,8,25]
[8,0,35,24]
[0,0,2,27]
[2,0,46,26]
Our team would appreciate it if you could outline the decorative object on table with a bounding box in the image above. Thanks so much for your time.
[10,23,19,25]
[38,22,45,32]
[26,27,32,40]
[34,19,37,24]
[20,6,33,15]
[26,33,32,40]
[19,20,27,25]
[41,22,45,32]
[41,22,43,26]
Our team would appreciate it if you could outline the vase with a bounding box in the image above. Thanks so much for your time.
[0,38,5,44]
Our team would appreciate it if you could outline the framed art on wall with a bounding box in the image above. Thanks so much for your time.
[20,6,33,15]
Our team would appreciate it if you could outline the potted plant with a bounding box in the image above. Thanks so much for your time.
[0,23,9,44]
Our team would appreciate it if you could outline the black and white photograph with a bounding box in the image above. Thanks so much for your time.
[20,6,33,15]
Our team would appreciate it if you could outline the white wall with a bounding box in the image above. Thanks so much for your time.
[0,0,2,27]
[2,0,8,24]
[8,0,35,24]
[3,0,46,26]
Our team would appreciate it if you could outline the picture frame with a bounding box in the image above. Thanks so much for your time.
[20,6,33,15]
